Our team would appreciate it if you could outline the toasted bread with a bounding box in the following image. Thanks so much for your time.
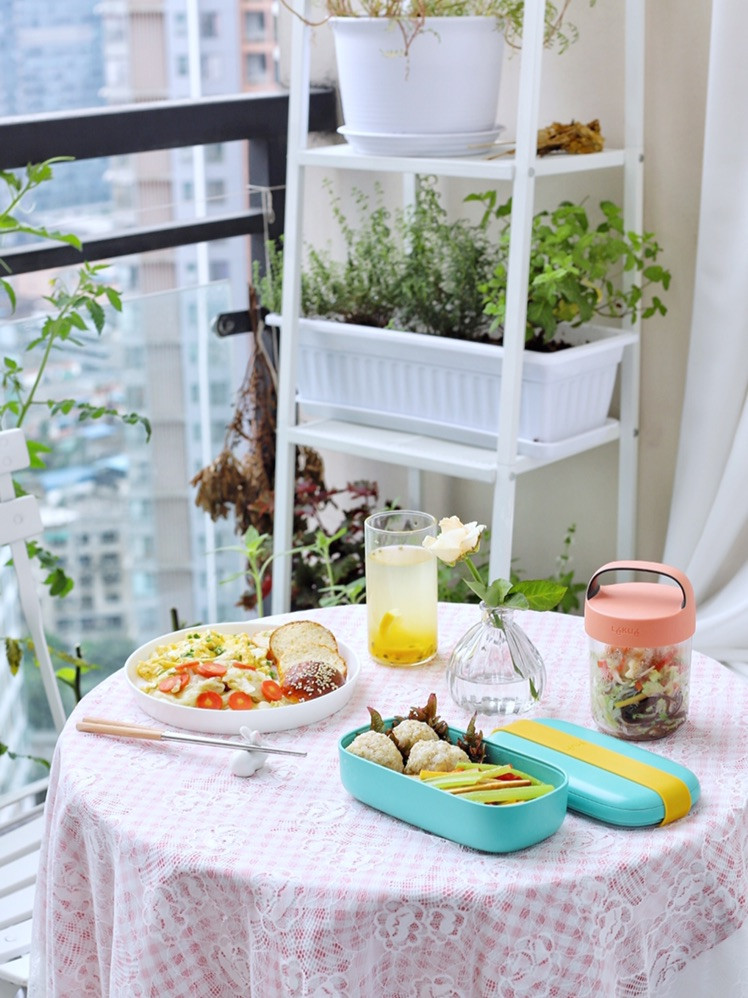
[268,620,339,667]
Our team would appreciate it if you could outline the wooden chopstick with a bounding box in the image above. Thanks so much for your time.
[77,717,307,757]
[78,718,165,739]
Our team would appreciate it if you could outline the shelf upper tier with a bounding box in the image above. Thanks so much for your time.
[298,140,628,180]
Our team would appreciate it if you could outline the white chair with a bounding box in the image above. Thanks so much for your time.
[0,429,67,997]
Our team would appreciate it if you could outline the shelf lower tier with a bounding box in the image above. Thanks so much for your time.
[283,418,622,481]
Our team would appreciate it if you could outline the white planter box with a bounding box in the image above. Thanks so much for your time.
[270,316,636,449]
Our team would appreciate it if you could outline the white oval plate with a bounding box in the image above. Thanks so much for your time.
[125,618,360,734]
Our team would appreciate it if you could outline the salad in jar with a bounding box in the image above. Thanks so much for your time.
[589,639,691,740]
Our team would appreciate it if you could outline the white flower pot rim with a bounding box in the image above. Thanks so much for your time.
[329,15,504,25]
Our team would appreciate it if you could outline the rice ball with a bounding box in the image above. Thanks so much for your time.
[391,719,439,755]
[347,730,404,773]
[403,740,469,776]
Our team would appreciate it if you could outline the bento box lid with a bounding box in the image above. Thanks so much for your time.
[487,718,700,828]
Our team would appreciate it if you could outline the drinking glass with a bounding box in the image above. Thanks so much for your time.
[364,510,438,667]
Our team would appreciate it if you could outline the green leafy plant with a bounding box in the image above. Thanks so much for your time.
[1,160,151,751]
[220,526,310,619]
[1,160,151,596]
[258,181,670,355]
[292,525,368,607]
[394,179,495,338]
[425,515,566,610]
[469,192,671,349]
[301,183,405,329]
[436,523,582,613]
[256,178,496,341]
[552,523,586,613]
[221,521,368,618]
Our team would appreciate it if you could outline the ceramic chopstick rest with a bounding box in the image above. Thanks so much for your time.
[230,727,269,777]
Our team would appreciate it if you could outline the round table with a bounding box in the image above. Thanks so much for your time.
[29,605,748,997]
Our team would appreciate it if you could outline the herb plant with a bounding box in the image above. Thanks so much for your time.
[256,177,495,340]
[470,192,671,349]
[257,181,670,354]
[321,0,595,55]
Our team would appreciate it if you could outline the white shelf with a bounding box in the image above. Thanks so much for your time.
[270,0,644,613]
[299,140,626,181]
[288,418,622,479]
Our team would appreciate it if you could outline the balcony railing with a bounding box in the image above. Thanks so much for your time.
[0,89,338,791]
[1,89,337,273]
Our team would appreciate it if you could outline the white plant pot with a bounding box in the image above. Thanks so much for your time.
[268,316,636,450]
[330,16,505,142]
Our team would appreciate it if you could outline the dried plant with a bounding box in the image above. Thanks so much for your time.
[192,304,380,612]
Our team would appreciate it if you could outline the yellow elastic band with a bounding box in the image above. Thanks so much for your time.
[499,719,692,826]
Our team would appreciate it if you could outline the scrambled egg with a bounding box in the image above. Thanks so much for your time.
[136,629,283,710]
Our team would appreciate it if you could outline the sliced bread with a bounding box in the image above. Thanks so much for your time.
[268,620,339,666]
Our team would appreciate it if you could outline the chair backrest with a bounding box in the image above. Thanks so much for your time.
[0,428,66,733]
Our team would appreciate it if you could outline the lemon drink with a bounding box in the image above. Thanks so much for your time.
[366,544,437,666]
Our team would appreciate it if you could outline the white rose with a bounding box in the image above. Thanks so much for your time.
[423,516,486,565]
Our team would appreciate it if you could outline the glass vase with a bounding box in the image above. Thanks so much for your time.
[446,603,546,716]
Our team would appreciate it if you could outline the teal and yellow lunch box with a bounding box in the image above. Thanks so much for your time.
[488,718,700,827]
[339,721,569,853]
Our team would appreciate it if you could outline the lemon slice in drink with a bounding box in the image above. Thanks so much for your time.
[378,610,400,638]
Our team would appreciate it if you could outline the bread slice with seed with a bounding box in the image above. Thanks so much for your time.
[276,642,348,681]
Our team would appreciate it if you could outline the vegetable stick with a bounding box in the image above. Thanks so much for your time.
[449,779,532,794]
[458,784,554,804]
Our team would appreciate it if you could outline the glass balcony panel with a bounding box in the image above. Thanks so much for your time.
[1,279,257,793]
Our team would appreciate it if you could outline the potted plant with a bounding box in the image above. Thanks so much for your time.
[296,0,593,155]
[258,177,669,448]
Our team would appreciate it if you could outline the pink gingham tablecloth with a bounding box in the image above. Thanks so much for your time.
[29,605,748,997]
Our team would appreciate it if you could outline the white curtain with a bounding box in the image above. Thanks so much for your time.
[663,0,748,666]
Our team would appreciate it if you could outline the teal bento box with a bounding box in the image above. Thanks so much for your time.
[338,721,569,853]
[487,718,700,828]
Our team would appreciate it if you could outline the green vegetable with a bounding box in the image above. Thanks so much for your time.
[420,761,554,805]
[457,785,554,804]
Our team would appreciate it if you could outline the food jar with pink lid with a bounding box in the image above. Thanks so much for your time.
[585,561,696,741]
